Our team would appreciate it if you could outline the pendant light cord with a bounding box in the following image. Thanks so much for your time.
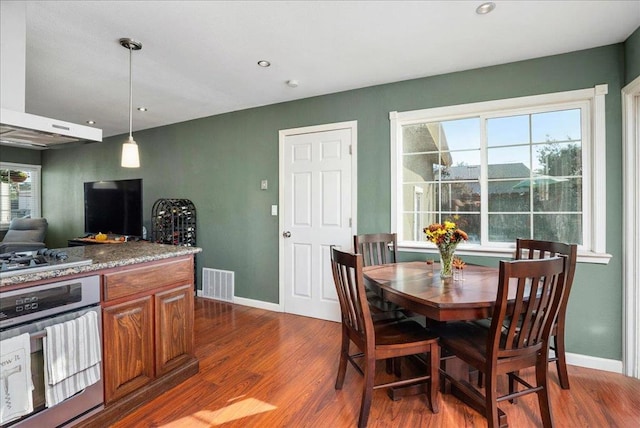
[128,45,133,140]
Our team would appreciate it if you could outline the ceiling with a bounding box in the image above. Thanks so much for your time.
[12,1,640,139]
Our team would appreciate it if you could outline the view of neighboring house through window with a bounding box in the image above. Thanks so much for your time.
[0,163,41,229]
[391,86,607,258]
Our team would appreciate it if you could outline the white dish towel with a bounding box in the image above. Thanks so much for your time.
[43,310,101,407]
[0,333,33,425]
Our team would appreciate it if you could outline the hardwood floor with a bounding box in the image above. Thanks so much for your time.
[110,298,640,427]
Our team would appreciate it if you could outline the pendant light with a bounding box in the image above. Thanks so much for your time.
[120,38,142,168]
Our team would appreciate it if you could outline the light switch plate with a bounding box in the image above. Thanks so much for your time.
[271,205,278,216]
[261,179,268,190]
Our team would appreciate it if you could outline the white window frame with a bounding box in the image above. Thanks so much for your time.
[0,161,42,230]
[390,85,611,264]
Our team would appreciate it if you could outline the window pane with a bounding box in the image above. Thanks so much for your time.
[402,183,437,212]
[488,180,530,211]
[531,109,581,143]
[487,147,530,178]
[531,178,582,212]
[440,118,480,151]
[1,168,35,224]
[438,181,480,212]
[534,142,582,176]
[451,213,481,244]
[403,153,438,181]
[401,212,437,242]
[487,114,530,147]
[402,123,441,154]
[488,214,530,241]
[534,214,582,244]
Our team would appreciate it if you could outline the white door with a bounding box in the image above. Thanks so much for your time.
[279,121,357,322]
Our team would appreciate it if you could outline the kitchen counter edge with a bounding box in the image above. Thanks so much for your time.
[0,242,202,287]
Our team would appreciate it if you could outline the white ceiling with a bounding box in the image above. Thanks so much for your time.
[15,0,640,139]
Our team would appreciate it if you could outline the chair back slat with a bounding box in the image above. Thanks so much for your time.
[490,256,567,359]
[354,233,397,267]
[515,238,577,297]
[331,248,374,346]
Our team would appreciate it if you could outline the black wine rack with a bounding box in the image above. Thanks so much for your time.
[151,199,197,289]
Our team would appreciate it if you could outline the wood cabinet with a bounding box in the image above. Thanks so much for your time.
[101,256,195,404]
[103,296,154,402]
[155,285,194,376]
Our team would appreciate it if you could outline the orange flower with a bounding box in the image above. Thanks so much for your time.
[452,257,466,269]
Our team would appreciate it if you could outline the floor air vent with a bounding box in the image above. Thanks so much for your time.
[201,268,235,302]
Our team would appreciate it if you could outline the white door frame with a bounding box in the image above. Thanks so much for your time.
[278,120,358,313]
[622,75,640,379]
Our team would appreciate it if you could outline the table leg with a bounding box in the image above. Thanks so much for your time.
[440,356,508,427]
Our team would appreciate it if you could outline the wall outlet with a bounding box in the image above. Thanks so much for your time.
[261,179,268,190]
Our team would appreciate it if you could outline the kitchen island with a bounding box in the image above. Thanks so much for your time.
[0,242,202,427]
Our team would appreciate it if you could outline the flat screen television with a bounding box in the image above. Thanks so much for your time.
[84,179,143,237]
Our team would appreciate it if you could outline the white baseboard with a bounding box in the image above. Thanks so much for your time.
[224,295,283,312]
[566,352,623,374]
[195,292,624,374]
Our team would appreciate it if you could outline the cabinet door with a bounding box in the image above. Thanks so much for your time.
[155,285,194,376]
[103,296,154,403]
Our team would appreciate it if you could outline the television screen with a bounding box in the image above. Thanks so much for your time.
[84,179,143,237]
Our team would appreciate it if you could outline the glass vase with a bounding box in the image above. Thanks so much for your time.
[438,245,457,278]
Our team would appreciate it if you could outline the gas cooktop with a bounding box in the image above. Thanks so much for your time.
[0,249,93,279]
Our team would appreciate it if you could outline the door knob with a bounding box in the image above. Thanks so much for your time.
[282,231,292,238]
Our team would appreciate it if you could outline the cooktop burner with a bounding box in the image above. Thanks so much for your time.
[0,249,93,279]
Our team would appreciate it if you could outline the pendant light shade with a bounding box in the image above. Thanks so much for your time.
[121,136,140,168]
[120,38,142,168]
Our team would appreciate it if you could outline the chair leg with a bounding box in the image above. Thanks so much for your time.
[428,343,440,413]
[508,370,519,404]
[553,334,571,389]
[535,355,554,428]
[485,370,500,428]
[335,329,349,389]
[358,356,376,428]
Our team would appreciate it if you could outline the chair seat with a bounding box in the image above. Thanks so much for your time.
[374,319,438,347]
[435,321,489,367]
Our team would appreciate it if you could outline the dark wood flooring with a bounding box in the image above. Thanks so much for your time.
[110,298,640,427]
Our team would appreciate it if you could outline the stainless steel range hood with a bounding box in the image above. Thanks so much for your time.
[0,108,102,149]
[0,1,102,150]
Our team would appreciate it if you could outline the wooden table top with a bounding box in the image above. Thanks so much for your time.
[363,261,504,321]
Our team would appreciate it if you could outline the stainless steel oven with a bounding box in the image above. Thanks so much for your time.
[0,275,103,427]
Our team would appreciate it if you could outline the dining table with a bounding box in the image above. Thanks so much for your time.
[363,260,511,426]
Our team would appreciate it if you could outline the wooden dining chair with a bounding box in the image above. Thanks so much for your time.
[330,247,440,428]
[354,233,398,266]
[353,233,403,315]
[515,238,577,390]
[436,256,568,428]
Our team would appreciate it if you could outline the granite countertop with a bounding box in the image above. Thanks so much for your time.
[0,242,202,286]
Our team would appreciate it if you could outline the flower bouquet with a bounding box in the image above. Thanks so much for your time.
[424,221,468,278]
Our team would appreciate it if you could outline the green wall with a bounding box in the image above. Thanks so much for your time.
[625,26,640,84]
[39,43,628,361]
[0,146,42,164]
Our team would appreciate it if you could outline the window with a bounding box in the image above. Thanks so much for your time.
[390,85,609,263]
[0,162,41,229]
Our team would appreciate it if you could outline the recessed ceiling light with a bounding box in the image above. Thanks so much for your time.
[137,107,147,112]
[86,120,96,125]
[476,2,496,15]
[257,60,271,67]
[286,80,299,88]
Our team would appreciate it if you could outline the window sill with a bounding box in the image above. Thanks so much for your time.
[398,242,612,265]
